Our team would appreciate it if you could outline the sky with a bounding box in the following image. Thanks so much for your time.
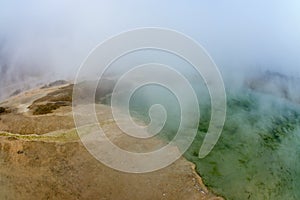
[0,0,300,96]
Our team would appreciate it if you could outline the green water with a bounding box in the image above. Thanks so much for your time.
[110,85,300,200]
[184,91,300,200]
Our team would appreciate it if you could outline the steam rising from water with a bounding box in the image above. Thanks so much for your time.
[1,1,300,199]
[1,1,300,99]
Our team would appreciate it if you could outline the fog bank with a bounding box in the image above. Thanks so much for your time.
[1,0,300,99]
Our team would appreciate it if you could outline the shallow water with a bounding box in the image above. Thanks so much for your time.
[184,91,300,200]
[121,85,300,200]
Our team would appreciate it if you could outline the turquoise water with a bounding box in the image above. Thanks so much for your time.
[184,91,300,200]
[126,86,300,200]
[98,82,300,199]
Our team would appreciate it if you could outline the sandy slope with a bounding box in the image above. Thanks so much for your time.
[0,84,221,200]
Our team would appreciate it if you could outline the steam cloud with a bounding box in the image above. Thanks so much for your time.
[0,0,300,100]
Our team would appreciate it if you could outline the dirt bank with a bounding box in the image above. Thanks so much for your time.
[0,84,222,200]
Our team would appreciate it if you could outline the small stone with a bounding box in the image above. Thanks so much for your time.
[17,150,24,154]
